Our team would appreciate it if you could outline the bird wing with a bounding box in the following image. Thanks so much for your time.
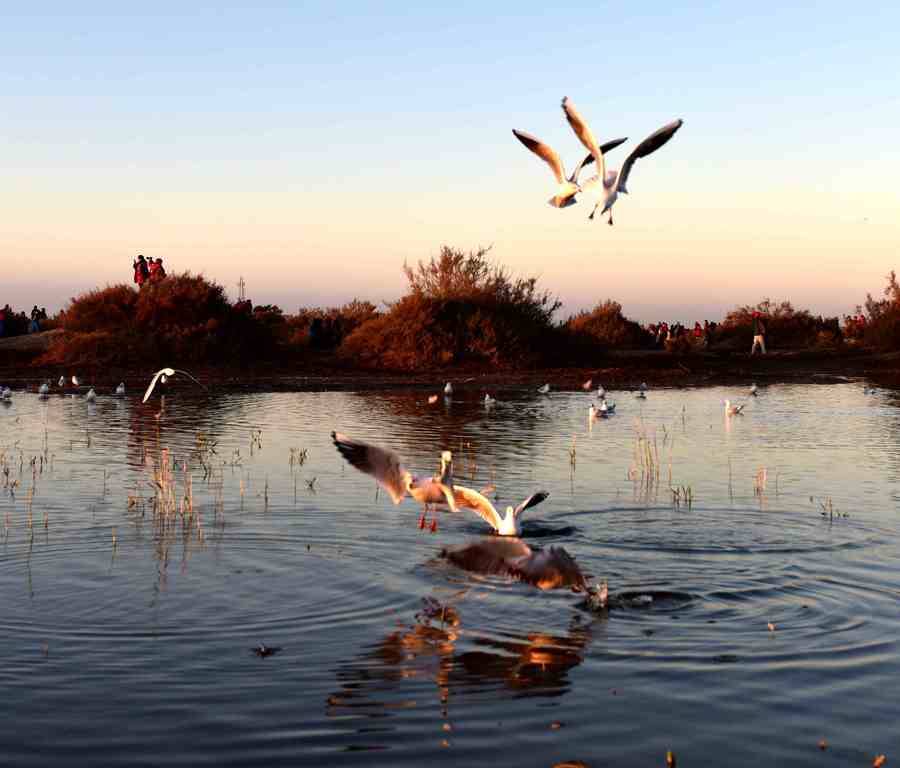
[332,431,408,504]
[442,537,533,576]
[452,484,503,532]
[569,137,628,183]
[617,119,683,194]
[561,97,604,186]
[508,546,587,591]
[513,490,549,520]
[512,129,566,184]
[172,368,208,392]
[142,368,173,403]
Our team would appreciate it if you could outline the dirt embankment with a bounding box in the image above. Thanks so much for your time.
[2,340,899,394]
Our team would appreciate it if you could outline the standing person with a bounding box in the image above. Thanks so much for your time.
[154,258,166,280]
[133,255,149,287]
[29,305,40,333]
[751,311,767,354]
[148,258,160,281]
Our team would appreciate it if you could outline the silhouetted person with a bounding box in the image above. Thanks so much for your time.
[133,255,149,287]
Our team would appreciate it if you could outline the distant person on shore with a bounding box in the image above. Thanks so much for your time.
[149,257,167,282]
[29,305,40,333]
[751,311,767,354]
[133,255,150,287]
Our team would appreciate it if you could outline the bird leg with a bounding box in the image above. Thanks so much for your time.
[418,512,427,530]
[430,518,438,533]
[608,211,614,226]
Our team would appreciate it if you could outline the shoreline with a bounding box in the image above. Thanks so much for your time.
[3,342,899,393]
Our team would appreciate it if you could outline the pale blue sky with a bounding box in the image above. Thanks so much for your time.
[3,2,899,321]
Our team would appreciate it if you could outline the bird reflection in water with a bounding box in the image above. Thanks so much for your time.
[326,592,595,731]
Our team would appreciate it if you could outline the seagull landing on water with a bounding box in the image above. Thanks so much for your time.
[142,367,207,403]
[452,487,549,537]
[442,537,589,591]
[538,383,551,395]
[331,432,458,529]
[724,399,745,416]
[561,96,683,226]
[512,126,628,209]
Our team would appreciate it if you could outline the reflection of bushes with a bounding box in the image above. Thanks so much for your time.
[339,246,562,369]
[42,273,280,366]
[717,299,840,350]
[565,300,651,350]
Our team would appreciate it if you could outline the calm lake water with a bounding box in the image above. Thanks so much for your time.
[1,382,898,767]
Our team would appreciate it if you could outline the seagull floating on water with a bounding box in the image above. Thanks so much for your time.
[512,124,628,209]
[38,381,50,397]
[582,378,593,391]
[85,388,97,403]
[71,375,80,387]
[115,382,125,396]
[588,404,605,421]
[452,487,549,537]
[1,387,11,401]
[597,384,606,398]
[561,96,683,225]
[142,367,207,403]
[444,382,453,396]
[484,393,496,407]
[749,382,758,397]
[57,376,65,388]
[538,383,551,395]
[724,399,744,416]
[331,432,459,522]
[441,537,588,591]
[636,383,648,399]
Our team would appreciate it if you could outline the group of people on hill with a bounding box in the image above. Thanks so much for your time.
[132,254,167,287]
[647,319,721,348]
[0,304,48,337]
[843,313,868,339]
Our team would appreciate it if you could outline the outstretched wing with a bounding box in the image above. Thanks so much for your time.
[452,484,503,532]
[513,490,549,520]
[569,137,628,183]
[142,367,175,403]
[512,129,566,184]
[617,119,683,194]
[561,97,604,186]
[332,431,408,504]
[442,537,533,576]
[508,546,587,591]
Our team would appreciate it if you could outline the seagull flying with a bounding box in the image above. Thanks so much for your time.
[331,432,459,516]
[142,367,207,403]
[512,127,627,209]
[561,96,683,225]
[452,486,549,536]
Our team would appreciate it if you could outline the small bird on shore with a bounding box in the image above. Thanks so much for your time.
[452,486,549,537]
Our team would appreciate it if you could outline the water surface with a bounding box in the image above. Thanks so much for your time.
[1,383,898,766]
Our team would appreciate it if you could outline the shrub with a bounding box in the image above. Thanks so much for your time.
[565,300,651,350]
[861,271,900,349]
[42,273,281,366]
[339,245,561,369]
[718,298,839,350]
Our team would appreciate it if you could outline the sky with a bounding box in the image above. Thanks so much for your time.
[3,2,899,322]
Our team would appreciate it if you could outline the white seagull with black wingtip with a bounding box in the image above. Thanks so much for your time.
[451,486,549,537]
[561,96,683,225]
